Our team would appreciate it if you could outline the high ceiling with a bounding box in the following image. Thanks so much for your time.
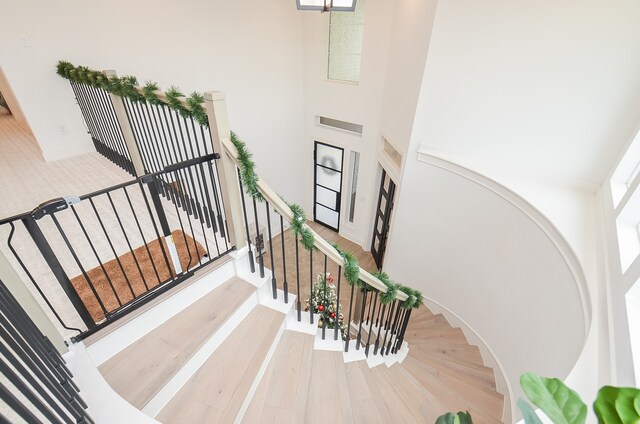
[412,0,640,185]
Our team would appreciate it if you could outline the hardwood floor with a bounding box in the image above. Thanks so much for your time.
[157,305,285,424]
[98,277,255,409]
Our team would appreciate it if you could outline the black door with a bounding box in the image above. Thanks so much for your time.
[314,141,344,232]
[371,169,396,269]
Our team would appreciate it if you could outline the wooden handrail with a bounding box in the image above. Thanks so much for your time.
[221,137,408,302]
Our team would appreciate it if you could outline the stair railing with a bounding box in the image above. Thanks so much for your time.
[219,134,413,356]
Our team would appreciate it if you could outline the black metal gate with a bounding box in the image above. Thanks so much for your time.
[371,169,396,269]
[0,155,232,341]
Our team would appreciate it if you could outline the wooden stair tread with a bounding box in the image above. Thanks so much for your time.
[410,341,484,364]
[357,362,424,424]
[402,357,503,423]
[99,277,255,409]
[408,350,497,390]
[304,350,355,423]
[157,305,284,423]
[242,331,315,423]
[376,361,451,422]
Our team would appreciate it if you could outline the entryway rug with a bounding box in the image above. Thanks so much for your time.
[70,229,206,323]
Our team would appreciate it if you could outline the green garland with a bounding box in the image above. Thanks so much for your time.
[230,131,262,201]
[332,243,362,288]
[288,203,315,251]
[56,60,208,126]
[373,271,399,304]
[397,284,424,309]
[56,60,426,307]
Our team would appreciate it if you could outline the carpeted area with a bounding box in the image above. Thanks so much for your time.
[71,230,206,323]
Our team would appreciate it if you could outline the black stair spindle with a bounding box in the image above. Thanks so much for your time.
[265,202,277,299]
[295,234,301,321]
[322,254,328,340]
[309,247,314,324]
[355,288,368,350]
[365,291,379,357]
[252,197,265,278]
[344,282,355,352]
[280,214,288,303]
[237,171,255,273]
[334,266,342,341]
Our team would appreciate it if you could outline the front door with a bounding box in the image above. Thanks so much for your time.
[314,141,344,232]
[371,169,396,269]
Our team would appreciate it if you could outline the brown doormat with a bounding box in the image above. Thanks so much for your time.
[70,230,207,323]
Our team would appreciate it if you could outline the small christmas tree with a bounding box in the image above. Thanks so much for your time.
[305,272,347,339]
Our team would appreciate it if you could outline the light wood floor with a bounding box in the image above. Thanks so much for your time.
[98,277,255,409]
[0,115,229,337]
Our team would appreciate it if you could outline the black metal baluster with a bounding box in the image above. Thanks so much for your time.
[365,291,379,357]
[123,187,162,285]
[89,198,136,300]
[344,282,355,352]
[78,83,118,167]
[0,360,65,424]
[135,102,164,173]
[386,302,403,355]
[167,170,197,270]
[252,197,265,278]
[68,206,124,307]
[106,193,150,291]
[28,214,100,328]
[381,300,397,356]
[395,308,412,354]
[139,178,174,278]
[237,172,255,273]
[356,288,368,350]
[280,215,288,302]
[122,98,150,173]
[295,234,301,321]
[95,86,130,172]
[392,307,407,354]
[334,266,342,341]
[87,84,126,170]
[265,202,277,299]
[374,302,387,355]
[322,255,328,339]
[309,247,314,324]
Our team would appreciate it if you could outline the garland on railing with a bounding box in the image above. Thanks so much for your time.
[56,60,424,309]
[372,271,399,304]
[332,243,362,288]
[56,61,209,126]
[397,284,424,309]
[229,131,263,201]
[288,203,316,251]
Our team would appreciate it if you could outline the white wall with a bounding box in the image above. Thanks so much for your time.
[0,0,307,203]
[384,152,591,418]
[409,0,640,185]
[300,0,394,246]
[300,0,437,249]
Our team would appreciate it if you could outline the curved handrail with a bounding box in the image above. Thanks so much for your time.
[221,137,409,302]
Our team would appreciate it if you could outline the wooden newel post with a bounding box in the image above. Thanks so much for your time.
[103,70,146,177]
[204,91,246,249]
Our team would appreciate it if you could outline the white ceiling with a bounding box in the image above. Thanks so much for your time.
[412,0,640,185]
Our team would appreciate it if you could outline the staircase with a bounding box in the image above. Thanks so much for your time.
[72,248,504,423]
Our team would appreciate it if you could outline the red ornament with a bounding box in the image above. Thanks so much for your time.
[330,312,336,318]
[318,304,325,311]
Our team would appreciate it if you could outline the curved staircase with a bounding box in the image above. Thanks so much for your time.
[82,252,505,424]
